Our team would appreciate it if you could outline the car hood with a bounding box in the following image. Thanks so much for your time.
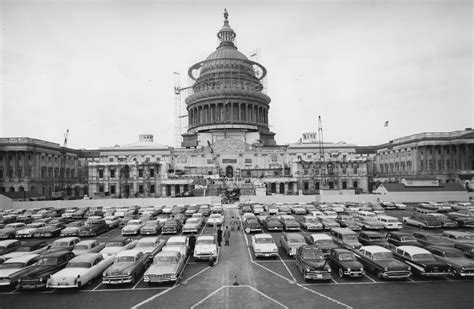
[123,226,142,231]
[195,244,217,253]
[22,265,61,278]
[300,258,330,270]
[441,257,474,268]
[50,267,89,280]
[62,227,80,232]
[266,221,281,227]
[3,252,29,259]
[316,243,339,250]
[101,247,125,256]
[338,260,363,270]
[146,264,179,275]
[0,268,23,277]
[373,259,409,270]
[0,228,16,234]
[105,263,136,275]
[17,228,38,234]
[183,223,199,228]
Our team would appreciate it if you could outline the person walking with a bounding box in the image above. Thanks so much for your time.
[230,216,236,231]
[236,216,241,231]
[217,226,223,246]
[224,225,231,246]
[189,233,196,255]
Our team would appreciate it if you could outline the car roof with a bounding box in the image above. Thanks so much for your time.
[360,245,391,253]
[360,231,385,236]
[286,233,305,240]
[76,239,98,245]
[333,248,353,254]
[6,253,39,263]
[116,249,143,257]
[425,245,460,253]
[54,237,79,243]
[0,239,21,246]
[137,237,160,243]
[197,235,215,240]
[168,236,186,242]
[70,253,102,263]
[311,233,332,240]
[18,240,47,247]
[40,250,72,258]
[442,231,470,236]
[255,234,272,239]
[156,250,179,258]
[108,236,131,243]
[397,245,430,254]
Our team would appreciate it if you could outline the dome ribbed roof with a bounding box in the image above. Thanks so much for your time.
[206,46,248,61]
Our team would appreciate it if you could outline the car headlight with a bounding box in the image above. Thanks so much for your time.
[170,275,177,280]
[327,268,331,272]
[384,267,388,272]
[127,272,131,276]
[347,268,351,272]
[305,268,311,272]
[103,272,107,277]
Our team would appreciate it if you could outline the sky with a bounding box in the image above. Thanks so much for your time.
[1,0,472,149]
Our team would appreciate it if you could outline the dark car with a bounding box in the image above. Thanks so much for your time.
[262,216,283,232]
[358,231,389,248]
[412,232,454,248]
[240,205,253,215]
[329,248,365,278]
[162,219,182,234]
[243,218,263,233]
[0,240,22,256]
[1,240,50,261]
[17,251,75,289]
[425,245,474,277]
[41,237,80,256]
[386,232,420,249]
[454,243,474,259]
[356,245,412,280]
[336,215,361,231]
[393,246,452,277]
[71,208,88,220]
[295,245,332,281]
[33,222,66,238]
[78,219,109,237]
[446,213,474,228]
[305,234,339,257]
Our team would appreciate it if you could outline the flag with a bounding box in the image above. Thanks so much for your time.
[384,121,389,127]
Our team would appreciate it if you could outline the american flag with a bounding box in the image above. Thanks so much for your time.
[384,121,389,127]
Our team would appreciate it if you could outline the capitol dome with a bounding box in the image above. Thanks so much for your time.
[183,9,275,148]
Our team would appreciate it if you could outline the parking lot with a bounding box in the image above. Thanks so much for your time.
[1,204,474,309]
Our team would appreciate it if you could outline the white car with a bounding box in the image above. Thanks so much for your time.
[0,254,39,287]
[193,235,218,261]
[143,251,186,284]
[207,214,224,227]
[182,218,202,233]
[104,215,121,229]
[15,222,46,238]
[100,237,138,257]
[163,236,189,257]
[121,220,146,236]
[72,240,105,256]
[47,253,114,289]
[251,234,278,258]
[395,203,407,210]
[134,237,166,259]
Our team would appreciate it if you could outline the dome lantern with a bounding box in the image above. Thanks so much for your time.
[217,9,236,47]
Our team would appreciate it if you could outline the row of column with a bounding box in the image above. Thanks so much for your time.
[188,102,268,128]
[417,144,473,172]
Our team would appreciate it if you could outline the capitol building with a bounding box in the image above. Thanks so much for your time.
[0,11,472,200]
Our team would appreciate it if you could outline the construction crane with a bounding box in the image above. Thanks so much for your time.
[174,72,193,147]
[207,140,223,177]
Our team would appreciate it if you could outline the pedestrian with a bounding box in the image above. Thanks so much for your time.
[236,216,241,231]
[217,226,223,246]
[230,216,236,231]
[189,233,196,255]
[224,225,231,246]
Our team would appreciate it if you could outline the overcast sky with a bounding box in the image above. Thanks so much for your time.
[1,0,472,149]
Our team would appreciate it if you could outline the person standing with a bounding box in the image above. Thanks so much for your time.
[230,216,236,231]
[217,226,223,246]
[224,225,231,246]
[236,216,241,231]
[189,233,196,255]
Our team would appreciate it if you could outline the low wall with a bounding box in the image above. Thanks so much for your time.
[375,192,469,203]
[320,195,378,204]
[240,195,318,204]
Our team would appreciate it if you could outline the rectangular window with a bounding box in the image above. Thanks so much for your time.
[110,169,115,178]
[429,160,433,170]
[71,169,75,178]
[353,168,358,174]
[304,182,309,190]
[150,185,155,193]
[138,169,143,177]
[222,159,237,164]
[446,160,450,170]
[342,168,346,174]
[353,181,358,188]
[109,158,114,162]
[98,169,104,178]
[342,181,347,189]
[244,158,252,164]
[150,169,155,177]
[437,160,442,170]
[99,184,104,193]
[139,185,144,193]
[0,169,3,178]
[110,185,116,194]
[420,161,424,171]
[407,161,412,171]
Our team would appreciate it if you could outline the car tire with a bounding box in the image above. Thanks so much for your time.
[338,269,344,278]
[131,274,136,285]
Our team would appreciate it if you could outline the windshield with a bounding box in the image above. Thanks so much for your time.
[288,237,304,243]
[315,239,333,245]
[255,238,274,244]
[456,235,473,241]
[372,252,393,260]
[128,221,142,226]
[154,256,176,265]
[69,222,83,227]
[186,219,199,224]
[344,235,358,241]
[369,236,386,241]
[0,262,26,269]
[37,257,58,266]
[305,218,318,223]
[136,242,154,248]
[166,242,183,246]
[74,245,89,250]
[412,253,436,261]
[338,253,356,261]
[197,239,214,245]
[400,236,416,241]
[145,221,157,226]
[302,250,324,260]
[52,242,70,248]
[116,256,135,263]
[106,242,124,247]
[16,246,35,252]
[67,262,91,268]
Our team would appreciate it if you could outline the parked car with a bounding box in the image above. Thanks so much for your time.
[72,240,106,256]
[306,233,339,257]
[376,215,402,230]
[317,216,340,230]
[386,232,420,248]
[426,213,458,228]
[402,214,442,229]
[121,219,146,236]
[251,234,278,259]
[140,219,163,235]
[335,215,361,231]
[358,231,389,248]
[295,245,332,281]
[0,240,22,256]
[100,237,138,257]
[328,248,365,278]
[243,218,263,233]
[280,233,307,257]
[1,240,50,261]
[194,235,218,262]
[102,249,150,285]
[207,214,224,227]
[412,232,454,248]
[47,253,114,288]
[425,245,474,277]
[442,231,474,245]
[162,236,189,258]
[78,219,108,237]
[182,218,202,234]
[0,223,27,239]
[447,212,474,228]
[16,251,75,290]
[454,243,474,259]
[0,254,40,287]
[104,216,121,229]
[162,219,183,234]
[60,221,85,237]
[298,216,323,231]
[356,245,411,279]
[290,205,307,215]
[15,222,46,238]
[393,246,452,277]
[279,215,300,231]
[42,237,80,256]
[143,251,186,284]
[330,228,362,250]
[198,205,211,217]
[33,222,66,238]
[134,237,166,260]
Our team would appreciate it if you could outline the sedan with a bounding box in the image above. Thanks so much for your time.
[100,237,138,257]
[329,248,365,278]
[182,218,202,234]
[134,237,166,260]
[194,235,218,262]
[0,254,40,287]
[140,220,163,235]
[243,218,263,234]
[425,245,474,277]
[72,240,105,256]
[298,216,323,231]
[0,223,27,239]
[358,231,389,248]
[60,221,85,237]
[356,245,412,280]
[207,214,224,227]
[251,234,278,258]
[15,222,46,238]
[102,249,150,285]
[280,233,307,257]
[143,251,186,284]
[47,253,114,289]
[393,246,452,277]
[121,220,146,236]
[295,245,332,281]
[0,240,22,256]
[262,216,283,232]
[1,240,50,261]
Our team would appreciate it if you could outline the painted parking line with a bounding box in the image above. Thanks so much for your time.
[279,257,297,283]
[363,274,377,283]
[132,277,144,289]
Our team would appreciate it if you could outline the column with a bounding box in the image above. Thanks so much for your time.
[284,182,288,194]
[23,151,28,179]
